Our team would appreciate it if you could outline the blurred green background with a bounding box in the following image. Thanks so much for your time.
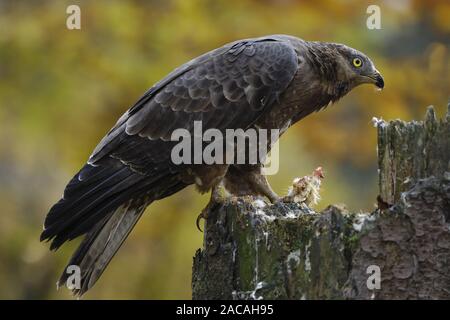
[0,0,448,299]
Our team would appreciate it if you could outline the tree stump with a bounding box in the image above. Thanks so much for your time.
[192,104,450,300]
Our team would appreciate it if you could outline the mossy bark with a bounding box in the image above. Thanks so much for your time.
[192,104,450,300]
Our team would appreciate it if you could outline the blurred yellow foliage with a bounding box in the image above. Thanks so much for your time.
[0,0,448,299]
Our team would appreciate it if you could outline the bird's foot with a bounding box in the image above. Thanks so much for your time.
[280,194,298,203]
[196,184,227,232]
[280,196,291,203]
[229,195,242,205]
[266,193,281,204]
[196,207,209,233]
[196,200,224,232]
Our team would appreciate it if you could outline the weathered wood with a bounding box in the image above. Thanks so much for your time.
[377,105,450,205]
[192,103,450,300]
[192,202,357,299]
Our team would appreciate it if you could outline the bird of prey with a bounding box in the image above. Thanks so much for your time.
[41,34,384,296]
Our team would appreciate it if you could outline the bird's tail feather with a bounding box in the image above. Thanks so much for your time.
[57,198,148,296]
[41,160,188,296]
[41,161,164,250]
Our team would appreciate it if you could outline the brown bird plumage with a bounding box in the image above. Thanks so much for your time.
[40,34,384,295]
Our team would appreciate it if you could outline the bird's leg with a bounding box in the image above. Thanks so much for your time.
[225,165,280,203]
[196,182,226,232]
[248,172,281,203]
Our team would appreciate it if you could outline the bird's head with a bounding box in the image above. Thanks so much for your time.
[332,44,384,90]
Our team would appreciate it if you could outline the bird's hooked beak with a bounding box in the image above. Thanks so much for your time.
[368,70,384,89]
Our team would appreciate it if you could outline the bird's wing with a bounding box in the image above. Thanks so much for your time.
[88,38,299,172]
[41,38,299,248]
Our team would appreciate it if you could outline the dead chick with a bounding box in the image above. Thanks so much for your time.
[283,167,325,206]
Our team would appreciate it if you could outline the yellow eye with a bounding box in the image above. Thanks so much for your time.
[353,57,362,68]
